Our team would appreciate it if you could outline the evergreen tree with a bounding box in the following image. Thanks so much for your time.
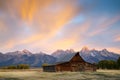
[117,57,120,69]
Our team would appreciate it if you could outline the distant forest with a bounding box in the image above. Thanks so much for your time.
[97,57,120,69]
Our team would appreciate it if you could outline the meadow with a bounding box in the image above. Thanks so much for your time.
[0,69,120,80]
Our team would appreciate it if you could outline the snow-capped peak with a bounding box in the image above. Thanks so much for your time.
[22,49,31,54]
[66,49,75,53]
[52,49,75,58]
[81,46,89,52]
[102,49,108,52]
[6,49,32,55]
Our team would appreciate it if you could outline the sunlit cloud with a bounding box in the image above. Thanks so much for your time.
[114,34,120,42]
[107,47,120,53]
[0,0,120,54]
[1,40,15,51]
[52,38,77,49]
[0,21,7,32]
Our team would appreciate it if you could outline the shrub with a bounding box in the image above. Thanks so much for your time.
[17,64,29,69]
[2,64,29,69]
[7,65,17,69]
[42,63,49,67]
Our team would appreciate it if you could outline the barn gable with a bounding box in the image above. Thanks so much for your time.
[70,52,85,62]
[56,52,76,63]
[56,52,89,64]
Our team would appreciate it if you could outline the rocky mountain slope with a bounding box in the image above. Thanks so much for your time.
[79,47,120,63]
[52,47,120,63]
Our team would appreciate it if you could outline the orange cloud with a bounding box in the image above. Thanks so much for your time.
[3,0,81,41]
[114,34,120,42]
[0,35,43,53]
[19,34,43,45]
[30,22,91,52]
[36,1,80,36]
[1,0,119,54]
[1,40,15,51]
[0,0,81,38]
[0,21,7,32]
[0,0,82,52]
[51,38,77,50]
[107,47,120,54]
[20,0,55,22]
[44,20,92,52]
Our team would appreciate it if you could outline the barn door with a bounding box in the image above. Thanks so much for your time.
[72,66,83,72]
[71,64,85,72]
[79,65,85,71]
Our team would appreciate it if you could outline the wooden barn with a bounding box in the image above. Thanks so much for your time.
[43,52,96,72]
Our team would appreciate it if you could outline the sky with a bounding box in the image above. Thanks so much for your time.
[0,0,120,54]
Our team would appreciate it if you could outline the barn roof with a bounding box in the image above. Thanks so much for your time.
[42,53,77,66]
[54,52,93,65]
[45,52,93,66]
[56,52,77,63]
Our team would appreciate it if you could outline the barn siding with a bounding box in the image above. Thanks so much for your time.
[56,62,72,72]
[43,65,56,72]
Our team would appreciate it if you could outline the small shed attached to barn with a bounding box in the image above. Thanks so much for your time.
[43,52,96,72]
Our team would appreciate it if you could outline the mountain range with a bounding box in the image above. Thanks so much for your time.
[0,47,120,67]
[0,49,56,67]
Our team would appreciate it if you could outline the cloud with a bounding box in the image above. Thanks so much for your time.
[0,40,15,52]
[0,0,120,54]
[107,47,120,53]
[44,19,92,51]
[0,0,82,52]
[114,34,120,42]
[51,38,77,50]
[88,16,120,37]
[0,21,7,32]
[6,0,81,36]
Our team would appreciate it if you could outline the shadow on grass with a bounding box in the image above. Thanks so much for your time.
[0,78,22,80]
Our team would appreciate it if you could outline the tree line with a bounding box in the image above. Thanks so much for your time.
[1,64,29,69]
[97,57,120,69]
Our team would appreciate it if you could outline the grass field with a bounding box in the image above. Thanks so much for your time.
[0,69,120,80]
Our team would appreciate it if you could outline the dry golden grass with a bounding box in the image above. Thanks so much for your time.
[0,69,120,80]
